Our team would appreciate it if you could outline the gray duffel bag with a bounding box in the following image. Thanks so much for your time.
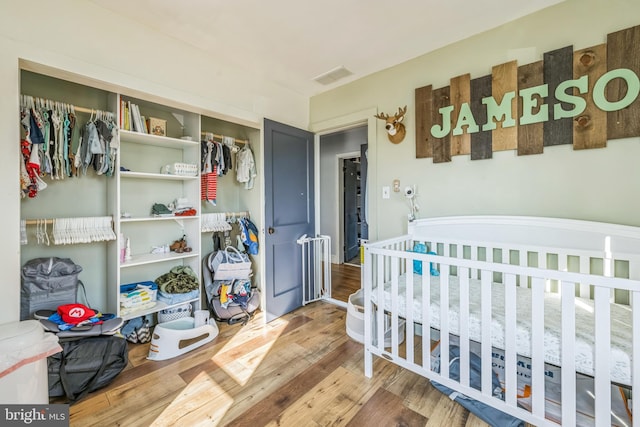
[20,257,83,320]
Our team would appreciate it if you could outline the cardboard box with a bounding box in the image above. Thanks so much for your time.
[147,117,166,136]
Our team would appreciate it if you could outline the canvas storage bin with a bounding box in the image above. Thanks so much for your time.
[346,289,405,347]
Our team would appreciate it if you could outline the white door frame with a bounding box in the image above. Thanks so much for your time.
[336,151,361,264]
[311,107,379,250]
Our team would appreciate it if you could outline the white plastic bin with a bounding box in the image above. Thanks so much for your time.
[0,320,61,404]
[346,289,405,347]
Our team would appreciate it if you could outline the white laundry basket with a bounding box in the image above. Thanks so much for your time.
[0,320,61,404]
[346,289,405,347]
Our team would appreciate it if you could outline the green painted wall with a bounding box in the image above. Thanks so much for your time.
[310,0,640,241]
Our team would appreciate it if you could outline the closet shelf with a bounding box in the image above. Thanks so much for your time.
[120,251,199,268]
[120,171,199,181]
[120,130,199,148]
[120,215,199,223]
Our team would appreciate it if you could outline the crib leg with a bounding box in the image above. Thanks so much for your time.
[364,347,373,378]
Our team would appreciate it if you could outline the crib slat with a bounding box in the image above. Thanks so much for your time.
[604,252,615,303]
[518,250,527,287]
[364,246,373,378]
[391,257,400,356]
[444,244,450,277]
[459,268,470,389]
[633,290,640,426]
[504,273,517,408]
[579,256,590,298]
[631,260,640,308]
[405,257,414,365]
[539,252,550,292]
[561,280,577,427]
[559,252,568,272]
[376,255,385,350]
[470,245,478,279]
[480,269,493,396]
[530,277,545,419]
[593,285,611,426]
[440,267,450,380]
[423,264,432,371]
[559,253,568,296]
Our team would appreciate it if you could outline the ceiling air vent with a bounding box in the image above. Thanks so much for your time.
[312,66,353,85]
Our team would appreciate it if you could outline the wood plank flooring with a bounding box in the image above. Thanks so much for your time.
[64,264,492,427]
[330,263,362,303]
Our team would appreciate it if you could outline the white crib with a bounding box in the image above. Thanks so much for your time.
[362,216,640,426]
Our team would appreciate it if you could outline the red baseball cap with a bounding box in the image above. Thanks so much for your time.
[58,304,95,324]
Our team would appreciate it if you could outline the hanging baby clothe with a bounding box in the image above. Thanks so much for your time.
[201,133,234,204]
[236,143,256,190]
[19,95,119,199]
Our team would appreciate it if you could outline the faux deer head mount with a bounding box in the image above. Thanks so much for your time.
[375,106,407,144]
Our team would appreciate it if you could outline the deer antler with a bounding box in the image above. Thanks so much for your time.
[374,112,389,120]
[396,105,407,117]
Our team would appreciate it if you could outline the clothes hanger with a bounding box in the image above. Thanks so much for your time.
[43,219,50,246]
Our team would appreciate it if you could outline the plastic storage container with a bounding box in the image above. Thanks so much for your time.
[0,320,61,404]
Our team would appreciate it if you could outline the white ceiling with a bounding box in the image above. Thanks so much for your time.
[89,0,564,98]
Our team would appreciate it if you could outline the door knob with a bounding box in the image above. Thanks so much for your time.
[268,227,275,234]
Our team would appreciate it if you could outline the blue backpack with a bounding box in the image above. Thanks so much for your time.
[239,218,259,255]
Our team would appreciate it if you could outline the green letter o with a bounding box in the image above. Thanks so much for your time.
[593,68,640,112]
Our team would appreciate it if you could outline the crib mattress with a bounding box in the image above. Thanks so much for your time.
[371,273,633,386]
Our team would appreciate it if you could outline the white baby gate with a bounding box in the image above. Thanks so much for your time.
[297,234,331,305]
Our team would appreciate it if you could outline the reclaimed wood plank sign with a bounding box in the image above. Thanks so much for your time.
[431,86,451,163]
[470,75,492,160]
[415,24,640,161]
[517,61,544,155]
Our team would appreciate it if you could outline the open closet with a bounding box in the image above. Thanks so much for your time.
[19,64,262,323]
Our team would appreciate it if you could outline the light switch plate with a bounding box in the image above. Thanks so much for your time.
[382,186,390,199]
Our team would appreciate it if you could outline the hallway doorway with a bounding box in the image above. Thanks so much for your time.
[343,155,361,266]
[318,125,368,302]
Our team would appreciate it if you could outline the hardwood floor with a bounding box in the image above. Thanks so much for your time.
[331,263,362,303]
[64,265,492,427]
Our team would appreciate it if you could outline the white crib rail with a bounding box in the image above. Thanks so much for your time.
[363,236,639,427]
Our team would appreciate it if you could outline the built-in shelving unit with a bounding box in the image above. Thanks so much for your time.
[108,96,202,320]
[19,65,262,324]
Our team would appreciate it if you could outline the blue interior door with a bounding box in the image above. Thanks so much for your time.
[264,119,314,322]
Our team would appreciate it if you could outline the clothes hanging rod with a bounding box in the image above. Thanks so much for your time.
[202,211,250,219]
[23,216,114,226]
[225,211,250,219]
[74,106,100,115]
[20,94,113,117]
[200,131,248,145]
[24,219,55,226]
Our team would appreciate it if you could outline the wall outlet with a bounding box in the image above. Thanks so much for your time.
[382,186,390,199]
